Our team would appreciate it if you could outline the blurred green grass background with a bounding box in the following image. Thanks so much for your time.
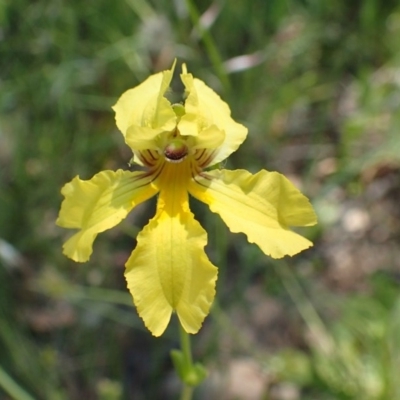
[1,0,400,399]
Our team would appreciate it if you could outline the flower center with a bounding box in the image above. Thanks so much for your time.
[163,138,189,163]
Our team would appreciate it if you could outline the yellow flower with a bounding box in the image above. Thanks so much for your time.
[56,62,317,337]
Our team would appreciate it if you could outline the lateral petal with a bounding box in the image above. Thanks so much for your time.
[57,170,158,262]
[125,188,217,337]
[188,169,317,259]
[179,65,247,165]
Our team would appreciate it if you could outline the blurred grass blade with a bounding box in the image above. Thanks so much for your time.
[185,0,230,91]
[274,261,334,355]
[0,365,35,400]
[388,296,400,399]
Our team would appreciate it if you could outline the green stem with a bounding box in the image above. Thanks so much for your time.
[172,324,207,398]
[180,384,194,400]
[179,325,194,400]
[180,324,193,370]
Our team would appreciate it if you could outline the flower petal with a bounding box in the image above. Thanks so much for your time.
[125,183,217,337]
[57,170,158,262]
[179,65,247,165]
[192,125,225,150]
[112,63,177,150]
[188,169,317,259]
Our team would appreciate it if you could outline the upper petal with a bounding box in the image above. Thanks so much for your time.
[191,125,225,150]
[56,170,158,262]
[188,169,317,259]
[112,63,177,150]
[179,65,247,165]
[125,176,217,337]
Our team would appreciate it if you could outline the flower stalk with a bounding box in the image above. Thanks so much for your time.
[171,325,207,400]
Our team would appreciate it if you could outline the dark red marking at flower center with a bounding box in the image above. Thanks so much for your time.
[164,139,189,163]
